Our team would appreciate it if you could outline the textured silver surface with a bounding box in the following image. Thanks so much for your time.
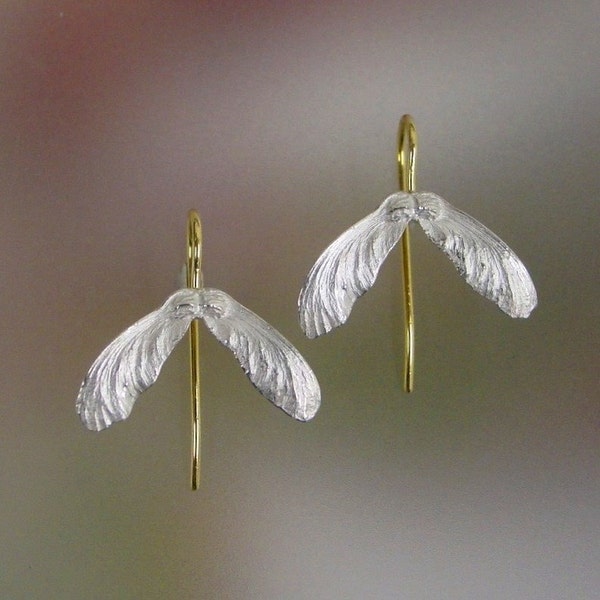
[299,191,537,338]
[77,288,320,430]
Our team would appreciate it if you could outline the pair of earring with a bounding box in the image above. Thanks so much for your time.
[76,116,537,487]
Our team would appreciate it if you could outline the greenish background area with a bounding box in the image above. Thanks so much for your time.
[1,2,598,598]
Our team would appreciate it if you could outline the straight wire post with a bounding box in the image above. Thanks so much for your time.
[397,115,417,392]
[186,210,203,490]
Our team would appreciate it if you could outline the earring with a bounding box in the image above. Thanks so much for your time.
[298,115,537,390]
[77,210,320,488]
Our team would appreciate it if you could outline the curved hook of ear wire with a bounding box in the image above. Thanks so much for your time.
[187,210,202,490]
[397,115,417,393]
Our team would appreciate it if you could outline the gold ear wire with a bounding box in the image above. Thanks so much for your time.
[186,210,202,490]
[397,115,417,392]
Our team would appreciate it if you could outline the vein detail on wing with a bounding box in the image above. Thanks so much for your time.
[298,202,410,337]
[76,289,197,431]
[201,289,320,421]
[413,192,537,318]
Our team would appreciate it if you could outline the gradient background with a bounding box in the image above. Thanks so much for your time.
[1,2,598,599]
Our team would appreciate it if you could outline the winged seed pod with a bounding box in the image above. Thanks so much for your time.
[77,287,320,431]
[299,191,537,339]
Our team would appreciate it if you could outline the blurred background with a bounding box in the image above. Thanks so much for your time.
[1,1,598,598]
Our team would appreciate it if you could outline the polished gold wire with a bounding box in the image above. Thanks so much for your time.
[397,115,417,392]
[186,210,202,490]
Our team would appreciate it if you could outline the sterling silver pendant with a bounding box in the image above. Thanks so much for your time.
[299,191,537,339]
[77,287,321,431]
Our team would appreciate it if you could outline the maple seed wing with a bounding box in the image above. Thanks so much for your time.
[201,289,321,421]
[415,192,537,318]
[298,204,409,338]
[76,290,196,431]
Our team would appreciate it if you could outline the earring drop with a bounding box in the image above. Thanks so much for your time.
[77,210,320,488]
[298,115,537,390]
